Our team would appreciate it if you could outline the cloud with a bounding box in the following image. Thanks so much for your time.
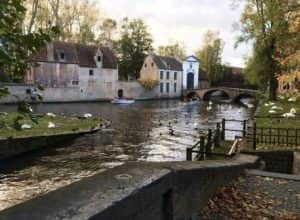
[100,0,250,67]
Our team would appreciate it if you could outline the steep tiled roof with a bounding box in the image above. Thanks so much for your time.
[152,55,182,71]
[32,41,117,69]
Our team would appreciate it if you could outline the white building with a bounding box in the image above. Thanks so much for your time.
[139,54,183,98]
[182,56,200,90]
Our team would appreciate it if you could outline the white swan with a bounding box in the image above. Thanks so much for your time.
[48,122,56,128]
[47,112,56,117]
[282,112,295,118]
[290,108,297,114]
[206,105,212,111]
[21,124,31,129]
[83,113,93,118]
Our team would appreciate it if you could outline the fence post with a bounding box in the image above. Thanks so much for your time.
[221,118,225,140]
[253,122,257,151]
[215,123,220,148]
[207,129,212,155]
[286,129,289,147]
[243,120,247,137]
[186,148,192,161]
[200,136,205,160]
[296,129,299,147]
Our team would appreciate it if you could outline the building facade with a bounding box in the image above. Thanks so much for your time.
[182,56,200,90]
[26,41,118,101]
[139,54,183,98]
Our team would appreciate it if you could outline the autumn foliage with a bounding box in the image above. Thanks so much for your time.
[138,79,159,90]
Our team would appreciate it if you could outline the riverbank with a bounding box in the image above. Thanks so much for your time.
[0,113,101,139]
[0,113,103,160]
[255,98,300,128]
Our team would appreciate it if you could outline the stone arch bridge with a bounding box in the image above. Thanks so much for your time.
[184,87,259,102]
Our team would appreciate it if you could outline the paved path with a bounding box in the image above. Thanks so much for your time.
[199,170,300,219]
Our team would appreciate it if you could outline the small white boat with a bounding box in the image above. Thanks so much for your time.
[111,98,135,104]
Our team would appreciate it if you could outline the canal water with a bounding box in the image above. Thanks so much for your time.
[0,100,255,211]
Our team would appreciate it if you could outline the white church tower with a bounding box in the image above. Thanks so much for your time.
[182,56,200,90]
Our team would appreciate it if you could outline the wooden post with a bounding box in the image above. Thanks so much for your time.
[221,119,225,140]
[215,123,220,148]
[200,136,205,160]
[207,129,212,155]
[286,129,289,147]
[243,120,247,137]
[296,129,299,147]
[269,127,272,144]
[186,148,192,161]
[253,122,257,151]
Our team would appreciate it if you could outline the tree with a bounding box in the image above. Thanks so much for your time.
[157,42,186,60]
[0,0,58,83]
[115,18,153,80]
[98,18,117,46]
[23,0,100,44]
[196,30,224,84]
[236,0,299,100]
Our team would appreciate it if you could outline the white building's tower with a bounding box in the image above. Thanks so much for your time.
[182,56,200,90]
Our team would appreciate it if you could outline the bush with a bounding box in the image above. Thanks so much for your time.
[138,79,159,90]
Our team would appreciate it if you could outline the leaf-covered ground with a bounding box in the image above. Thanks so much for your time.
[199,172,300,219]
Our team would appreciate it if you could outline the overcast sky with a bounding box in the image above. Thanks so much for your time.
[100,0,252,67]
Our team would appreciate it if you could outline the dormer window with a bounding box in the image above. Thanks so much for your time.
[89,69,94,76]
[97,55,101,62]
[60,52,65,60]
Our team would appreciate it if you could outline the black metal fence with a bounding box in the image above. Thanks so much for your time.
[247,123,300,150]
[186,124,222,161]
[186,118,300,160]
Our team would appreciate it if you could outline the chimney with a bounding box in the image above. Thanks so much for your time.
[46,42,54,61]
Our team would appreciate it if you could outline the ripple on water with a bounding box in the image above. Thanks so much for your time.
[0,100,255,211]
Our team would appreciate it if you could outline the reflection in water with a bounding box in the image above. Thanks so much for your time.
[0,100,254,210]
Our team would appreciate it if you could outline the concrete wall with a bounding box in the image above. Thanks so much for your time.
[33,62,79,88]
[79,67,118,100]
[0,84,36,103]
[116,81,159,100]
[0,154,258,220]
[244,150,295,174]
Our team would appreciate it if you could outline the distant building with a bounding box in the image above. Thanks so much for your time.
[198,68,210,89]
[216,66,245,88]
[26,41,118,99]
[140,54,183,98]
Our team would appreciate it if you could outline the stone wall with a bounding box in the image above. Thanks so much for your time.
[0,154,258,220]
[245,150,295,174]
[0,80,182,103]
[0,126,101,160]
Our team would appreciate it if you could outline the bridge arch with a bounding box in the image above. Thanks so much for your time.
[233,93,256,103]
[202,89,230,101]
[186,91,200,100]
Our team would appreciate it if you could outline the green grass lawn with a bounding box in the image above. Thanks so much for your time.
[256,99,300,128]
[0,113,102,140]
[246,96,300,151]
